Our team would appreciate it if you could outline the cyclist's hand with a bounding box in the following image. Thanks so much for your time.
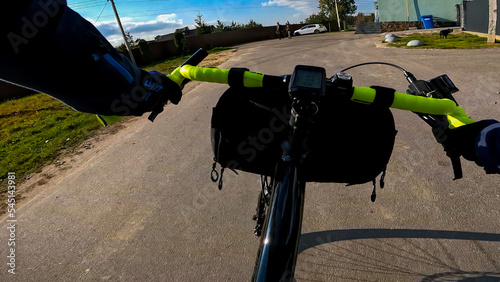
[475,121,500,174]
[166,66,185,90]
[433,117,500,174]
[433,120,492,162]
[145,71,182,122]
[446,106,475,129]
[433,105,478,161]
[148,71,182,105]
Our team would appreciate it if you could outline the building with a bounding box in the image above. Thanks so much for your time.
[377,0,461,23]
[155,27,197,42]
[463,0,500,35]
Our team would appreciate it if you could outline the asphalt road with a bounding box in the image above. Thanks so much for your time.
[2,32,500,281]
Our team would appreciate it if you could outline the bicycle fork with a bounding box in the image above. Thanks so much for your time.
[252,162,306,282]
[252,98,317,281]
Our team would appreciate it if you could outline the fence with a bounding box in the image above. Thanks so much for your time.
[143,23,339,64]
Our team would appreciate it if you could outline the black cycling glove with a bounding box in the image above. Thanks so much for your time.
[0,0,180,117]
[433,120,500,174]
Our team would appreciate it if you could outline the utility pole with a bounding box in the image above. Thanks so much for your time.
[487,0,497,44]
[108,0,136,65]
[334,0,341,31]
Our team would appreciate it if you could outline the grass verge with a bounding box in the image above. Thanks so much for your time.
[0,46,235,202]
[0,94,102,187]
[385,32,500,49]
[143,46,234,73]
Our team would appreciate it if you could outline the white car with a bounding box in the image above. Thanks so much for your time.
[293,24,327,36]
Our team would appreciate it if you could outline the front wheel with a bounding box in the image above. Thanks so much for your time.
[252,163,306,282]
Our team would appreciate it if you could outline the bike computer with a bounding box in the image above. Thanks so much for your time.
[289,65,326,99]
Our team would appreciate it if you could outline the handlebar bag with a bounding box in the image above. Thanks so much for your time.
[211,86,397,185]
[302,93,397,184]
[211,86,290,176]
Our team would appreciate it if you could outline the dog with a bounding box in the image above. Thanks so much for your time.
[440,29,453,39]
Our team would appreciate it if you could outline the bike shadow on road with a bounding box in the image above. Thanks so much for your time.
[297,229,500,281]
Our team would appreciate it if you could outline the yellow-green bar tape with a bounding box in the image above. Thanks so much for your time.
[180,65,229,84]
[447,106,475,129]
[352,87,457,115]
[243,71,264,88]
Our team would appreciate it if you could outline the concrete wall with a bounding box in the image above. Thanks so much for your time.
[464,0,500,35]
[148,24,311,63]
[380,20,458,32]
[378,0,461,22]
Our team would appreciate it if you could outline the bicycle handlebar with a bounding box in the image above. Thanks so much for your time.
[178,65,457,115]
[171,56,478,180]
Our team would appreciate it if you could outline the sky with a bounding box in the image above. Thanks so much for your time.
[67,0,376,46]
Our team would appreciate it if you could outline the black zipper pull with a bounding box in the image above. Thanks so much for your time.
[211,158,219,182]
[218,168,225,190]
[371,179,377,202]
[380,167,387,189]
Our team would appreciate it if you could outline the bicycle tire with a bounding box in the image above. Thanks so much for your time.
[252,163,306,282]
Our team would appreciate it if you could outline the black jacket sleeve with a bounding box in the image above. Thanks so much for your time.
[0,0,171,116]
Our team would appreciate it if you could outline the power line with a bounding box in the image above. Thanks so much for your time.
[95,1,109,22]
[70,0,99,5]
[70,4,107,10]
[69,0,106,9]
[96,4,301,20]
[71,0,319,13]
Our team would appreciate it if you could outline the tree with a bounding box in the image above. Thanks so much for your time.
[318,0,357,23]
[174,30,189,55]
[304,10,329,24]
[137,39,153,65]
[355,12,365,26]
[228,21,243,30]
[213,19,262,32]
[124,31,134,46]
[194,11,212,35]
[116,43,127,52]
[244,19,262,28]
[214,20,226,33]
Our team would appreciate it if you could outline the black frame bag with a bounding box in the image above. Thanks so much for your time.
[211,86,397,185]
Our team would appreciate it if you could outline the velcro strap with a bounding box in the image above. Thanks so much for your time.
[370,86,395,108]
[228,68,249,88]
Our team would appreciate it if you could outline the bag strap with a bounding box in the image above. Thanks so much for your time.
[370,86,395,108]
[228,68,249,88]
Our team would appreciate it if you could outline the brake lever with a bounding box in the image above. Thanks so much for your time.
[148,49,208,122]
[405,71,463,180]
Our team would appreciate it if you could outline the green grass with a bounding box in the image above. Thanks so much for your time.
[343,26,357,32]
[385,32,500,49]
[143,46,234,73]
[0,47,234,191]
[0,94,102,187]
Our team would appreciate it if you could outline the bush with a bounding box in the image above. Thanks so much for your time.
[174,30,189,56]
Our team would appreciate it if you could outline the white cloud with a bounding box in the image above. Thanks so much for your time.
[261,0,318,15]
[89,14,184,46]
